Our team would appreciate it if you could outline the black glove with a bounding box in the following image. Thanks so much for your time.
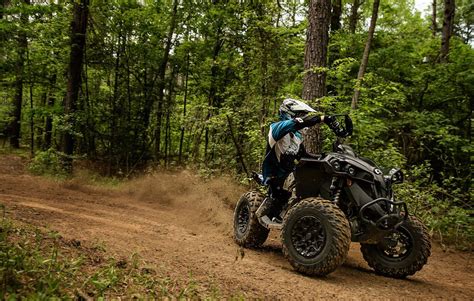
[325,115,349,137]
[293,112,322,130]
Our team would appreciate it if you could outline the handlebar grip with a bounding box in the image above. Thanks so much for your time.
[344,115,353,136]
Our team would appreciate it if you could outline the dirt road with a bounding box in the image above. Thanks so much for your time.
[1,155,472,299]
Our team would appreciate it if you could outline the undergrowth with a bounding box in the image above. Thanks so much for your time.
[394,164,473,251]
[0,207,219,299]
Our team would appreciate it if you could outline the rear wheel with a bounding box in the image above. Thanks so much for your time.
[233,191,269,248]
[281,197,351,276]
[361,216,431,278]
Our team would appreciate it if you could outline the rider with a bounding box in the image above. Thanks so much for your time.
[259,98,349,222]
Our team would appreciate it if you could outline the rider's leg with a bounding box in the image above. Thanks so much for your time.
[258,177,287,220]
[268,177,288,218]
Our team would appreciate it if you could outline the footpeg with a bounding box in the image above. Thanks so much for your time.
[259,215,283,230]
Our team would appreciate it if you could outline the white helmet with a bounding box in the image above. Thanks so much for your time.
[279,98,316,120]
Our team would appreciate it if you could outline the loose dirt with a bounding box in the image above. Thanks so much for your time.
[1,155,472,299]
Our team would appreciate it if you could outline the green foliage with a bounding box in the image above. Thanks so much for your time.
[28,149,67,177]
[395,164,473,250]
[0,220,81,298]
[0,215,224,298]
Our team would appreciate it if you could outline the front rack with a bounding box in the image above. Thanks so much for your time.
[359,198,408,230]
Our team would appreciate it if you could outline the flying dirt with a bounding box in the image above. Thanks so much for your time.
[0,155,472,299]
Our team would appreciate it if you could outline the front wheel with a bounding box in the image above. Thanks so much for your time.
[233,191,269,248]
[361,216,431,278]
[281,197,351,276]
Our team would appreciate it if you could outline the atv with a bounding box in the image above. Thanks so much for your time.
[233,115,431,278]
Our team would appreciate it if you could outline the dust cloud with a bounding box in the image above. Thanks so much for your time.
[122,170,246,233]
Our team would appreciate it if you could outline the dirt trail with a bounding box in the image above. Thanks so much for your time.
[1,155,472,299]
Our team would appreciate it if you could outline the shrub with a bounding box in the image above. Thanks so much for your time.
[28,149,67,177]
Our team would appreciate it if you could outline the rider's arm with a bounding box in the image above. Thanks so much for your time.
[269,120,298,142]
[269,115,327,144]
[293,115,325,131]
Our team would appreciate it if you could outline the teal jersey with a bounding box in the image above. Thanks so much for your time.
[262,120,303,182]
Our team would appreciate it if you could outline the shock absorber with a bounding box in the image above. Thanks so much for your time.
[333,189,341,204]
[330,176,341,204]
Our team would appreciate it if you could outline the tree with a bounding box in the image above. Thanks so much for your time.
[440,0,455,61]
[331,0,342,32]
[432,0,438,36]
[61,0,89,172]
[351,0,380,110]
[155,0,179,158]
[302,0,331,153]
[348,0,363,33]
[8,0,29,148]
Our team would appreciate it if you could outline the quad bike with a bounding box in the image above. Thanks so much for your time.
[233,115,431,278]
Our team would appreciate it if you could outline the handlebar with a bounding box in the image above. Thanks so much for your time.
[331,114,353,151]
[343,115,353,136]
[329,114,353,137]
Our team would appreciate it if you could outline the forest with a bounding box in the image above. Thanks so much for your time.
[1,0,473,244]
[1,0,474,298]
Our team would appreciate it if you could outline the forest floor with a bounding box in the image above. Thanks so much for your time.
[1,154,473,299]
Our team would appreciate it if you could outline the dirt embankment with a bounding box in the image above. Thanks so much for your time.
[1,155,473,299]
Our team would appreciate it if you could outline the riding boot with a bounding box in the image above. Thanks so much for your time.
[256,197,275,218]
[270,200,284,223]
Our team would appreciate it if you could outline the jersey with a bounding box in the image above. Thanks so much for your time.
[261,115,324,183]
[262,120,303,182]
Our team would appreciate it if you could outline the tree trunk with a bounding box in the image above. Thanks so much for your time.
[226,115,249,177]
[108,31,123,175]
[155,0,178,158]
[37,91,47,149]
[8,0,29,148]
[164,66,176,166]
[43,75,56,150]
[61,0,88,172]
[329,0,343,66]
[204,28,223,161]
[351,0,380,110]
[331,0,342,32]
[178,53,190,164]
[28,54,34,156]
[432,0,438,36]
[348,0,362,33]
[302,0,331,154]
[440,0,455,62]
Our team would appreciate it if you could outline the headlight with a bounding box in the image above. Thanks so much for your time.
[389,168,404,184]
[347,165,356,176]
[333,161,341,171]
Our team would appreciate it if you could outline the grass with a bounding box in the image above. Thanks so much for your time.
[0,146,30,158]
[0,207,221,299]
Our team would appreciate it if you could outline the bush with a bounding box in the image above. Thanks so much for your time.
[28,149,67,177]
[395,164,473,250]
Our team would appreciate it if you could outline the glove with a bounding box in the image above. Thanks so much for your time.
[295,112,321,124]
[325,115,349,137]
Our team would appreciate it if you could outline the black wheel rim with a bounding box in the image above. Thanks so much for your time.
[237,202,250,235]
[291,216,326,258]
[378,227,413,261]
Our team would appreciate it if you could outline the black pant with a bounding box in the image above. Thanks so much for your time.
[267,177,289,217]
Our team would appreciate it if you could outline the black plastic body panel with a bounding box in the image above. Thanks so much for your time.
[294,158,332,200]
[295,151,388,200]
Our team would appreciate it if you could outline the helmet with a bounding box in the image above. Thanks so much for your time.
[279,98,316,120]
